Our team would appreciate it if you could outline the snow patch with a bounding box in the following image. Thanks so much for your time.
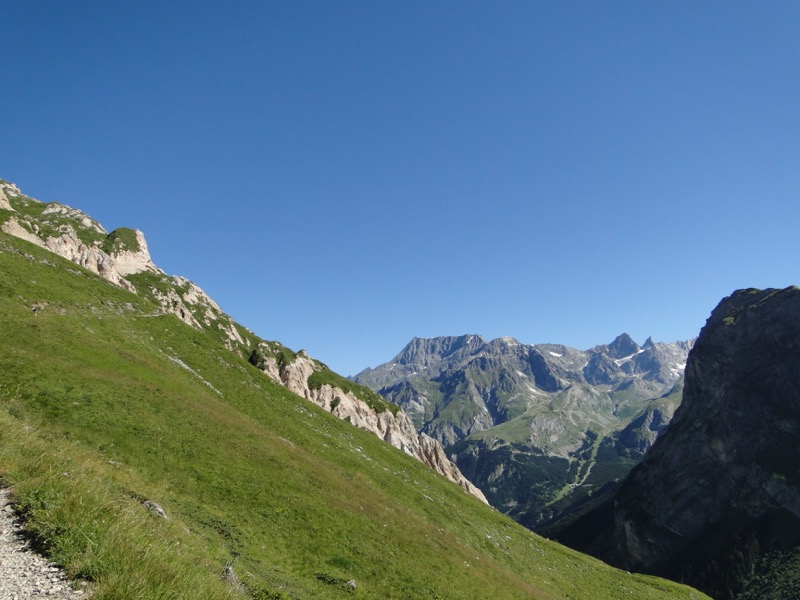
[525,385,547,396]
[614,349,645,366]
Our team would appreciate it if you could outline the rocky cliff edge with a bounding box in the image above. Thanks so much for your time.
[0,178,486,504]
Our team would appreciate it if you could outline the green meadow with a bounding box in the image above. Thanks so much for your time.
[0,232,708,599]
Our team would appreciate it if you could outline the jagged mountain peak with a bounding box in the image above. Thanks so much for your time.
[488,336,522,347]
[397,334,486,363]
[595,332,641,359]
[355,330,693,529]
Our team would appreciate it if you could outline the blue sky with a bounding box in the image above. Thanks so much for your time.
[4,2,800,375]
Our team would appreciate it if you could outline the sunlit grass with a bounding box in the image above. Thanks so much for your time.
[0,232,709,599]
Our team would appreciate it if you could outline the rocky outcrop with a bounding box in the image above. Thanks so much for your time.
[43,228,138,293]
[146,279,207,329]
[41,203,106,235]
[556,287,800,599]
[265,353,487,503]
[108,229,158,276]
[2,216,44,247]
[0,181,248,346]
[0,184,15,211]
[1,216,140,293]
[0,177,487,505]
[0,183,147,293]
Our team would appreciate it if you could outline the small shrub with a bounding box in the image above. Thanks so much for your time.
[101,228,141,254]
[250,586,289,600]
[315,572,355,593]
[249,348,267,370]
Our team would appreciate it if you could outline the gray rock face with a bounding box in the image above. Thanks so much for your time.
[612,392,678,456]
[355,334,487,391]
[355,333,692,529]
[556,287,800,599]
[601,333,642,360]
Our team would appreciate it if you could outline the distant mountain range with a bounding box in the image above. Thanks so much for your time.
[355,333,693,528]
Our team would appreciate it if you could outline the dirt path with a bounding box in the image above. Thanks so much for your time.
[0,488,89,599]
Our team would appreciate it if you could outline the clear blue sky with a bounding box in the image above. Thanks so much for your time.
[4,2,800,375]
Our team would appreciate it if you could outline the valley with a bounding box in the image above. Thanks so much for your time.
[355,333,691,529]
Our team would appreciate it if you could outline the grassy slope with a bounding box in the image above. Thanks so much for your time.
[0,233,708,600]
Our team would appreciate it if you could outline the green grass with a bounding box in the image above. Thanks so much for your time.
[0,412,236,600]
[126,270,186,296]
[101,227,141,254]
[270,343,298,368]
[0,231,709,599]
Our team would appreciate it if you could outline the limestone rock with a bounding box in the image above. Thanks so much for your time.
[265,353,487,503]
[148,283,202,328]
[0,178,485,505]
[43,227,137,293]
[110,229,159,276]
[42,203,106,235]
[0,184,15,211]
[1,216,46,248]
[142,499,168,519]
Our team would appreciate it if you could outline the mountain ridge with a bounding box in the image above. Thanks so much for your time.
[355,332,693,529]
[0,178,485,501]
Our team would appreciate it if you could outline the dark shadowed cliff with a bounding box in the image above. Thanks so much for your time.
[556,287,800,600]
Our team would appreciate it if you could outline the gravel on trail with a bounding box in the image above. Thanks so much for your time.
[0,488,90,599]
